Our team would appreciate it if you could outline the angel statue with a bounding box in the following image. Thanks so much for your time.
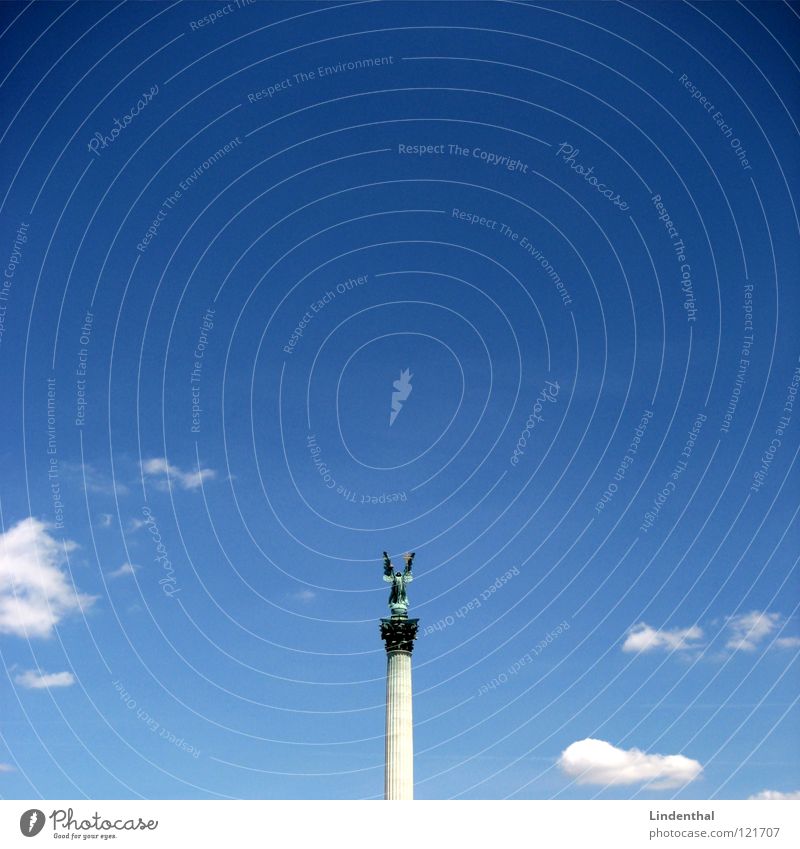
[383,551,414,617]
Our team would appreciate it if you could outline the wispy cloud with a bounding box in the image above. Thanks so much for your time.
[0,762,15,773]
[15,669,76,689]
[725,611,782,652]
[558,738,702,789]
[289,589,316,603]
[96,513,113,528]
[108,562,138,579]
[0,518,95,639]
[141,458,216,491]
[61,462,128,496]
[749,790,800,800]
[622,623,703,654]
[622,612,797,657]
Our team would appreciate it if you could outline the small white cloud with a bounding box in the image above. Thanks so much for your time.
[726,611,781,652]
[61,462,128,496]
[127,517,147,532]
[108,562,138,579]
[749,790,800,800]
[0,518,95,639]
[141,457,216,491]
[0,762,15,772]
[558,738,702,789]
[622,623,703,653]
[289,589,316,603]
[96,513,113,528]
[15,669,76,689]
[775,636,800,649]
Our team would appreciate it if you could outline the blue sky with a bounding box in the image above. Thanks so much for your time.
[0,0,798,800]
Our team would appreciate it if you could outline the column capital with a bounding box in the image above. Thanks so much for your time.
[380,617,419,654]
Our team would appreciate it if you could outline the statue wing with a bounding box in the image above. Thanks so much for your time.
[383,573,394,583]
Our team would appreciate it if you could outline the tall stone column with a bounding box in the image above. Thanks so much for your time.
[380,616,419,800]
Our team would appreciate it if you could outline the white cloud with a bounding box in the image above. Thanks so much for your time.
[108,562,138,579]
[61,462,128,496]
[558,738,702,789]
[290,589,316,603]
[725,611,781,652]
[96,513,113,528]
[622,622,703,653]
[0,763,15,772]
[141,457,216,491]
[749,790,800,800]
[0,518,95,638]
[15,669,76,689]
[775,636,800,649]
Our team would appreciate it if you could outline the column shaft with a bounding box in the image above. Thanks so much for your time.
[385,650,413,799]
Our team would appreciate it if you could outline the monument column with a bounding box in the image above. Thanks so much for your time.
[379,551,419,800]
[380,616,418,800]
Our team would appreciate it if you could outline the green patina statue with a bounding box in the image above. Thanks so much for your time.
[383,551,414,617]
